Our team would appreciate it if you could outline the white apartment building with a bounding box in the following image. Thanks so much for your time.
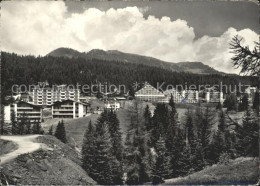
[4,101,42,124]
[164,89,199,103]
[29,86,80,106]
[52,100,88,119]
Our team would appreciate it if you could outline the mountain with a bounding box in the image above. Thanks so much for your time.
[47,48,225,75]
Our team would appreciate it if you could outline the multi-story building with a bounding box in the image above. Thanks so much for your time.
[135,82,166,102]
[105,101,120,111]
[164,89,199,103]
[164,88,183,103]
[52,100,89,119]
[205,91,224,103]
[29,85,80,106]
[4,101,42,124]
[181,90,199,103]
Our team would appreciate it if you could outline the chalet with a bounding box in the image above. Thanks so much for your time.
[51,100,89,119]
[135,82,166,102]
[4,101,42,124]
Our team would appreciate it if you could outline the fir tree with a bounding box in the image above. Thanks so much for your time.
[54,120,67,143]
[125,102,151,184]
[152,136,169,184]
[197,106,215,165]
[107,110,123,162]
[143,105,152,131]
[82,121,96,178]
[11,110,18,135]
[91,125,114,184]
[151,103,169,146]
[32,120,44,134]
[239,95,248,111]
[48,125,53,135]
[236,108,259,157]
[223,94,238,111]
[25,120,31,134]
[17,112,27,134]
[169,94,176,113]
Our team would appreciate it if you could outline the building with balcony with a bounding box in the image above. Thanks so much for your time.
[135,82,166,102]
[180,90,199,103]
[4,101,42,124]
[164,88,183,103]
[52,100,89,119]
[29,85,80,106]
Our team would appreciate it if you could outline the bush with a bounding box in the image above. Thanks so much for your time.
[218,153,231,165]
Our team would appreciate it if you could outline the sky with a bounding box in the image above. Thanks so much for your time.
[1,1,258,74]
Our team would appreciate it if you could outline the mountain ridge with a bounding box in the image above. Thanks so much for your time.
[47,47,225,75]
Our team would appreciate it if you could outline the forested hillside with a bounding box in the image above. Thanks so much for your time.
[1,52,257,98]
[48,48,224,75]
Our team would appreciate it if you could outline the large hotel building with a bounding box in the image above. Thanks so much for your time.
[135,82,166,102]
[29,85,80,106]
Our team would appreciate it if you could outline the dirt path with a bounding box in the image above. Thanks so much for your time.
[0,135,44,165]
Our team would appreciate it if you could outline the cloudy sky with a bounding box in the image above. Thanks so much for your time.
[1,1,258,74]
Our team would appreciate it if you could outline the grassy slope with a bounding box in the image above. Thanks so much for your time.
[42,114,99,148]
[164,157,259,185]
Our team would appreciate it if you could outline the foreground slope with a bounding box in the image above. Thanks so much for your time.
[164,157,259,185]
[0,135,96,185]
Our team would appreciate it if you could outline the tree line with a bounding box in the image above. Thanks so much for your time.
[81,96,259,184]
[1,52,258,101]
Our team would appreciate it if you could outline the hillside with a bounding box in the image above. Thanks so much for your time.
[47,48,224,75]
[0,135,96,185]
[164,157,259,185]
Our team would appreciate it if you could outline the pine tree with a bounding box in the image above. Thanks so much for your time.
[92,110,124,184]
[82,121,96,178]
[91,125,114,184]
[11,110,18,135]
[239,95,248,111]
[169,94,176,114]
[32,120,44,134]
[107,110,123,162]
[223,94,238,111]
[143,105,152,131]
[48,125,53,135]
[107,110,123,184]
[151,103,169,146]
[125,102,151,184]
[236,108,259,157]
[152,136,169,184]
[25,120,31,134]
[197,106,215,165]
[54,120,67,143]
[17,112,27,134]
